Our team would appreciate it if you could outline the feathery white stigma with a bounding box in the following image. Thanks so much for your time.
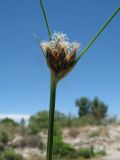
[52,32,68,41]
[72,42,80,50]
[40,32,80,52]
[41,41,50,51]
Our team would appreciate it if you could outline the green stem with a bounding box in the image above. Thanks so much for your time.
[75,7,120,65]
[39,1,56,160]
[39,0,52,40]
[47,73,57,160]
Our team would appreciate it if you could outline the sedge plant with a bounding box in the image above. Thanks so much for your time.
[38,0,120,160]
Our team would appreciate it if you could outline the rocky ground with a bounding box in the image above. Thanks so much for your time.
[91,151,120,160]
[63,125,120,160]
[4,124,120,159]
[63,125,120,154]
[102,151,120,160]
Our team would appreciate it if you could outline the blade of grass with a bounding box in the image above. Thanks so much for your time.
[75,7,120,65]
[39,0,52,40]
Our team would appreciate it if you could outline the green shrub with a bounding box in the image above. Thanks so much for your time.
[0,131,8,144]
[96,149,106,156]
[77,147,94,159]
[28,111,49,134]
[0,142,4,152]
[72,114,99,127]
[53,133,76,158]
[0,120,19,140]
[0,118,18,126]
[28,111,71,134]
[1,149,23,160]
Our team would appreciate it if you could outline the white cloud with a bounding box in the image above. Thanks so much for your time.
[0,114,30,121]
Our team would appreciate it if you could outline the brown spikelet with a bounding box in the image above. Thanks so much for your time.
[45,46,76,78]
[41,32,80,80]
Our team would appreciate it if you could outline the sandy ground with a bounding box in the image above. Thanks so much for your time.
[95,151,120,160]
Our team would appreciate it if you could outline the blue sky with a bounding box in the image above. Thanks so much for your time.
[0,0,120,118]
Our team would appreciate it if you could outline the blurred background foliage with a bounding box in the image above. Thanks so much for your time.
[0,96,117,160]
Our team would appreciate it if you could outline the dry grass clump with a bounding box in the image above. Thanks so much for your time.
[99,126,109,137]
[26,155,45,160]
[67,128,79,138]
[12,135,44,149]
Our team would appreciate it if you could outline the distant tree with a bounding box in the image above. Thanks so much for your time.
[75,97,91,117]
[20,118,26,127]
[91,97,108,121]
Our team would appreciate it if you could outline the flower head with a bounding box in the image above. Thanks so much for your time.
[41,32,80,80]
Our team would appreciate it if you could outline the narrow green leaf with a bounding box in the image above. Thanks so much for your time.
[39,0,52,40]
[75,7,120,65]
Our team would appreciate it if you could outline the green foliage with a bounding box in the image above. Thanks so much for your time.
[28,100,109,134]
[0,125,17,141]
[53,129,95,159]
[28,111,49,134]
[28,108,108,134]
[0,118,18,126]
[28,111,70,134]
[72,114,99,127]
[0,131,8,144]
[77,146,94,159]
[0,149,23,160]
[0,143,4,152]
[91,97,108,121]
[53,131,76,159]
[54,111,71,127]
[76,97,91,117]
[95,149,106,156]
[75,97,108,122]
